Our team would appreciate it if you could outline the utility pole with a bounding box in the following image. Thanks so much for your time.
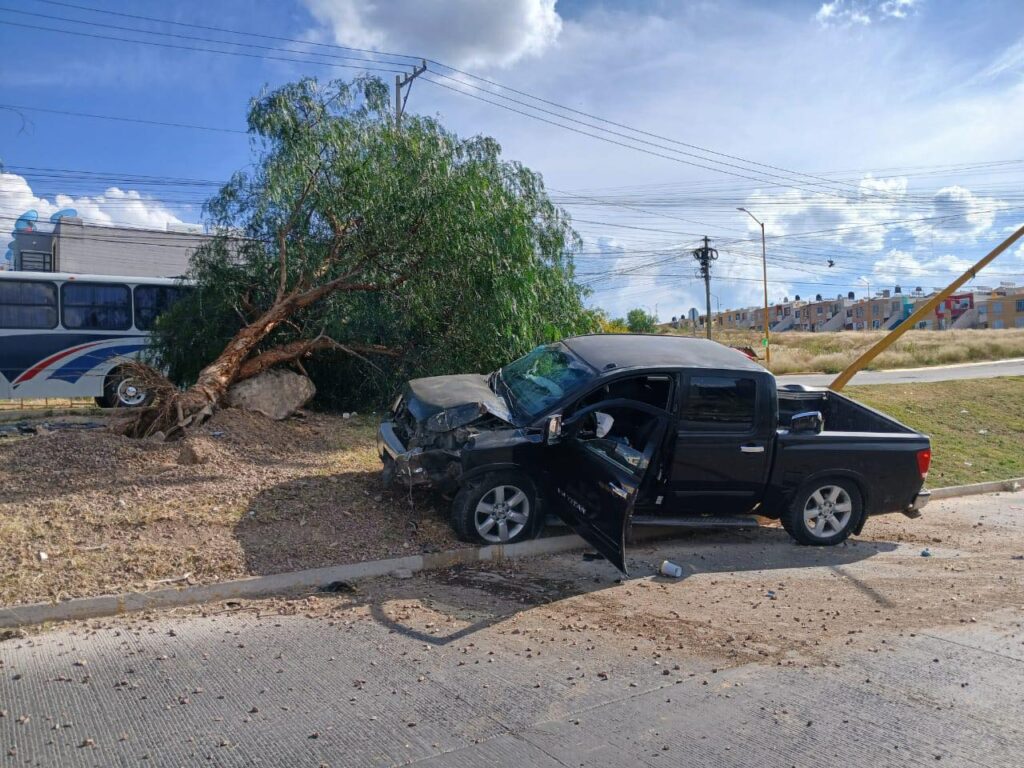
[692,236,718,340]
[395,60,427,128]
[738,207,770,365]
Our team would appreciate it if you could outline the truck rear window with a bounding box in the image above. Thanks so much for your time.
[681,375,756,431]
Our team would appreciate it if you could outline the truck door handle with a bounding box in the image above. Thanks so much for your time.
[740,445,765,453]
[601,482,631,500]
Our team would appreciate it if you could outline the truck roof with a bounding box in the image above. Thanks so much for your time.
[563,334,768,374]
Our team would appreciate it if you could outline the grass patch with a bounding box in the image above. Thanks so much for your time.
[847,376,1024,487]
[665,327,1024,374]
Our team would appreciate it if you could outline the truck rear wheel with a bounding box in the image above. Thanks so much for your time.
[782,478,862,546]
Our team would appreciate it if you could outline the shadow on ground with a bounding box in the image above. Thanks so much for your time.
[235,469,460,576]
[319,526,899,647]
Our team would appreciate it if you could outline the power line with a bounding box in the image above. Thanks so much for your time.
[0,103,246,134]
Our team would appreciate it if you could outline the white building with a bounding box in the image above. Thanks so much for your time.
[12,218,210,278]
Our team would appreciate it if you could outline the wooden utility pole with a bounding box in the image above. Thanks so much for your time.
[395,60,427,128]
[830,223,1024,390]
[692,236,718,340]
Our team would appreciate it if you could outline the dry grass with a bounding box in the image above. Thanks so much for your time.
[666,327,1024,374]
[847,376,1024,487]
[0,409,462,606]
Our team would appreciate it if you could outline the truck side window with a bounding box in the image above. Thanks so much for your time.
[681,376,756,432]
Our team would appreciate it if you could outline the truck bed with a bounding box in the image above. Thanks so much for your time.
[777,384,914,434]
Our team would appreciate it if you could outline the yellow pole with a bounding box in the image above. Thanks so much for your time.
[830,223,1024,390]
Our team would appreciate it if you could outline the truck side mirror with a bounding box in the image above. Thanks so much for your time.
[545,414,563,444]
[790,410,824,434]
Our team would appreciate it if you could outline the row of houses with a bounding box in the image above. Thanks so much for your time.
[705,283,1024,333]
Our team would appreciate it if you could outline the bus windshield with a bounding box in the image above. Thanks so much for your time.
[499,342,595,419]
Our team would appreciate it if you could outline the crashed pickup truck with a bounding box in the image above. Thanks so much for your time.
[378,334,931,572]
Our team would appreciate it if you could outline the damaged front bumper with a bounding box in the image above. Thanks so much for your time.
[377,420,462,490]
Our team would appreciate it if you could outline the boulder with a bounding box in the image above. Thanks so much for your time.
[225,369,316,421]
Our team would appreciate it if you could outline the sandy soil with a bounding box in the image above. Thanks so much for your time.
[56,491,1022,677]
[0,409,462,606]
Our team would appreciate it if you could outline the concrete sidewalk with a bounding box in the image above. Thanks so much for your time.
[2,491,1022,767]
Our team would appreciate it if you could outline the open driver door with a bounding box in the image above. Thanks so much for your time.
[545,399,670,574]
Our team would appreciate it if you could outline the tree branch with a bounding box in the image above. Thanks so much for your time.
[275,160,324,303]
[236,336,400,381]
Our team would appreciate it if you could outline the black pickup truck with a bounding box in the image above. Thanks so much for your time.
[378,334,931,572]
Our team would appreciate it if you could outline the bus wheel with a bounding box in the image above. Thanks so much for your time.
[100,370,153,409]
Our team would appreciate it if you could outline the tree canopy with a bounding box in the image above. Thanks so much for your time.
[151,76,595,410]
[625,308,659,334]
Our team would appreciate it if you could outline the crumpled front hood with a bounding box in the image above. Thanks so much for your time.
[403,373,513,428]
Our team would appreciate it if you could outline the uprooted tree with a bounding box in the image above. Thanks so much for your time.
[133,75,594,438]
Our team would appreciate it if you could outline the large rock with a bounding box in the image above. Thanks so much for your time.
[225,369,316,421]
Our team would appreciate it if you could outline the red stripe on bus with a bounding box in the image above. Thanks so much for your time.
[13,341,105,384]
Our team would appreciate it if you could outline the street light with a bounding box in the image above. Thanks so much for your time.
[738,207,770,365]
[858,276,871,299]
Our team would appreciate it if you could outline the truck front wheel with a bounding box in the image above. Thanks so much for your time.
[782,478,863,546]
[450,471,539,546]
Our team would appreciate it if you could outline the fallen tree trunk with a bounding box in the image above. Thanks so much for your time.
[123,287,400,439]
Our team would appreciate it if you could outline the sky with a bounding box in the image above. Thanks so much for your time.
[3,0,1024,319]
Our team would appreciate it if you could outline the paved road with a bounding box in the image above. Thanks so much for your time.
[777,356,1024,387]
[2,492,1023,767]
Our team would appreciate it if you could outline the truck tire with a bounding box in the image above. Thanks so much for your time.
[98,368,153,409]
[782,478,863,546]
[451,471,539,545]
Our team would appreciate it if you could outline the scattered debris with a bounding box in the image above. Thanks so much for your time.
[659,560,683,578]
[321,580,357,594]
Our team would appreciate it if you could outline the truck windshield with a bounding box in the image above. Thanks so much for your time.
[499,342,595,419]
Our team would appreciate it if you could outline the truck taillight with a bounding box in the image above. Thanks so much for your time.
[917,449,931,479]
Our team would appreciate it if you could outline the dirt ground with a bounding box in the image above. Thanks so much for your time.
[208,489,1024,670]
[0,409,462,606]
[30,490,1024,674]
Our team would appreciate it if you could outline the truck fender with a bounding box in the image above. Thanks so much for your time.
[459,462,526,485]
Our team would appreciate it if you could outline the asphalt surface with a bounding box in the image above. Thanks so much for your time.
[2,491,1023,767]
[777,356,1024,387]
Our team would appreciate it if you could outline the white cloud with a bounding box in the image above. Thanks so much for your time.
[0,172,186,234]
[816,0,921,27]
[302,0,562,69]
[870,247,972,287]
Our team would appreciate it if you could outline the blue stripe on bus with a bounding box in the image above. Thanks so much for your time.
[47,342,147,384]
[0,333,140,383]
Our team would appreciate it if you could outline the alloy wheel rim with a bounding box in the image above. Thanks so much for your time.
[474,484,530,543]
[803,485,853,538]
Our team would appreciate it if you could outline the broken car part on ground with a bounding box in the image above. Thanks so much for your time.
[379,334,932,573]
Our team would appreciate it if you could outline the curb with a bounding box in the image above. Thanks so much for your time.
[3,479,1022,630]
[0,532,618,630]
[929,477,1023,500]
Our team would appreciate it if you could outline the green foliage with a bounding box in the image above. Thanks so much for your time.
[625,307,658,334]
[150,76,595,409]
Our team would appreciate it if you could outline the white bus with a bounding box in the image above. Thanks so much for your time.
[0,272,187,407]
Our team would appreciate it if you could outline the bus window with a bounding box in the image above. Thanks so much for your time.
[61,283,132,331]
[0,279,58,329]
[134,285,186,331]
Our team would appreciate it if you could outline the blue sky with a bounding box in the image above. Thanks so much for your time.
[3,0,1024,318]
